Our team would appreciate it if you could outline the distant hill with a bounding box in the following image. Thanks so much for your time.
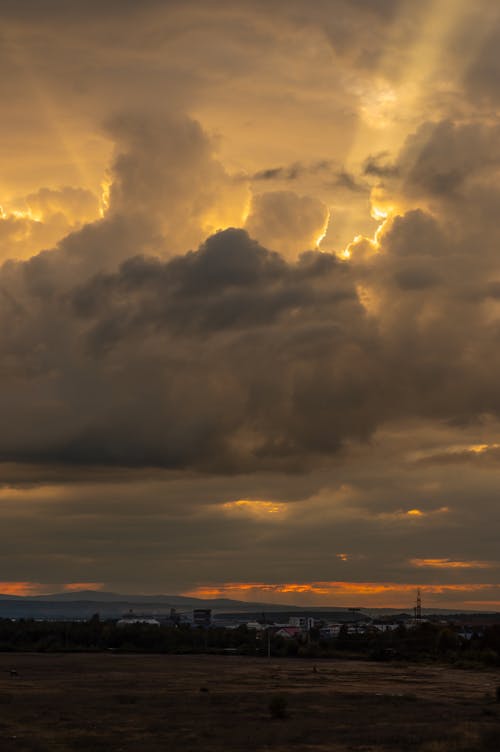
[5,591,310,610]
[0,591,313,619]
[0,590,497,621]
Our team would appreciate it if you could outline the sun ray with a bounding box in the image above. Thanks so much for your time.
[2,30,98,195]
[344,0,484,175]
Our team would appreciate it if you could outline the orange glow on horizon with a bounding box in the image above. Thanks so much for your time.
[410,558,494,569]
[0,582,47,596]
[63,582,104,592]
[184,581,497,607]
[0,582,104,596]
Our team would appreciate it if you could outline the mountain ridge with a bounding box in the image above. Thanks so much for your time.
[0,590,497,616]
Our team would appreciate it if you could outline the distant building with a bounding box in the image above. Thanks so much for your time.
[289,616,315,631]
[246,620,265,631]
[319,624,342,638]
[117,617,160,627]
[117,609,160,626]
[372,623,400,633]
[177,611,192,625]
[275,626,301,639]
[193,608,212,627]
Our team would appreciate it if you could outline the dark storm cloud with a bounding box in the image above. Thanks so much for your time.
[332,170,367,193]
[381,120,500,209]
[393,265,441,291]
[397,121,500,199]
[251,162,366,195]
[4,110,500,477]
[0,222,373,472]
[252,161,333,182]
[363,153,399,178]
[378,211,443,257]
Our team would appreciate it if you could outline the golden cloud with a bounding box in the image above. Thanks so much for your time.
[377,506,449,522]
[62,582,104,592]
[410,558,495,569]
[0,582,104,596]
[222,500,287,518]
[0,582,47,596]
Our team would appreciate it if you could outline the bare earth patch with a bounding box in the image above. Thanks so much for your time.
[0,654,499,751]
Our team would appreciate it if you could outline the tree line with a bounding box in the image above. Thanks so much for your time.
[0,616,499,666]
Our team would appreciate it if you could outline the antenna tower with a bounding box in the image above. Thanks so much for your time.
[415,588,422,622]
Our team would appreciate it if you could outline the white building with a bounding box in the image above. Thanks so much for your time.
[116,617,160,627]
[288,616,315,630]
[246,621,266,631]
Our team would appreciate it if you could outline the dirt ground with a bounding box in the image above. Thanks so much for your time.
[0,653,499,751]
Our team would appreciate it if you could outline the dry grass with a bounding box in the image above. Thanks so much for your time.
[0,654,498,751]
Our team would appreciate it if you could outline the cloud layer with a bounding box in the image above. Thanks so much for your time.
[1,0,500,605]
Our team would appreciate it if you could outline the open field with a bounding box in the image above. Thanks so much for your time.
[0,654,499,751]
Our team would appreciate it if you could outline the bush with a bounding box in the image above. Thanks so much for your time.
[269,693,288,719]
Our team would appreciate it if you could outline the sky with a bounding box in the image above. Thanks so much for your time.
[1,0,500,609]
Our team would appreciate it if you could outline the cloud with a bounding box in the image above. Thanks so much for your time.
[413,443,500,467]
[332,170,367,194]
[105,112,249,253]
[251,161,333,182]
[185,580,500,608]
[5,105,500,477]
[0,582,104,596]
[0,582,46,596]
[396,120,500,202]
[2,1,500,599]
[363,153,399,178]
[0,112,250,287]
[460,11,500,106]
[410,559,495,570]
[0,224,373,473]
[376,507,449,522]
[245,191,329,257]
[0,187,100,262]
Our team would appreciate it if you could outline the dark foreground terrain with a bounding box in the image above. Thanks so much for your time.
[0,654,499,751]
